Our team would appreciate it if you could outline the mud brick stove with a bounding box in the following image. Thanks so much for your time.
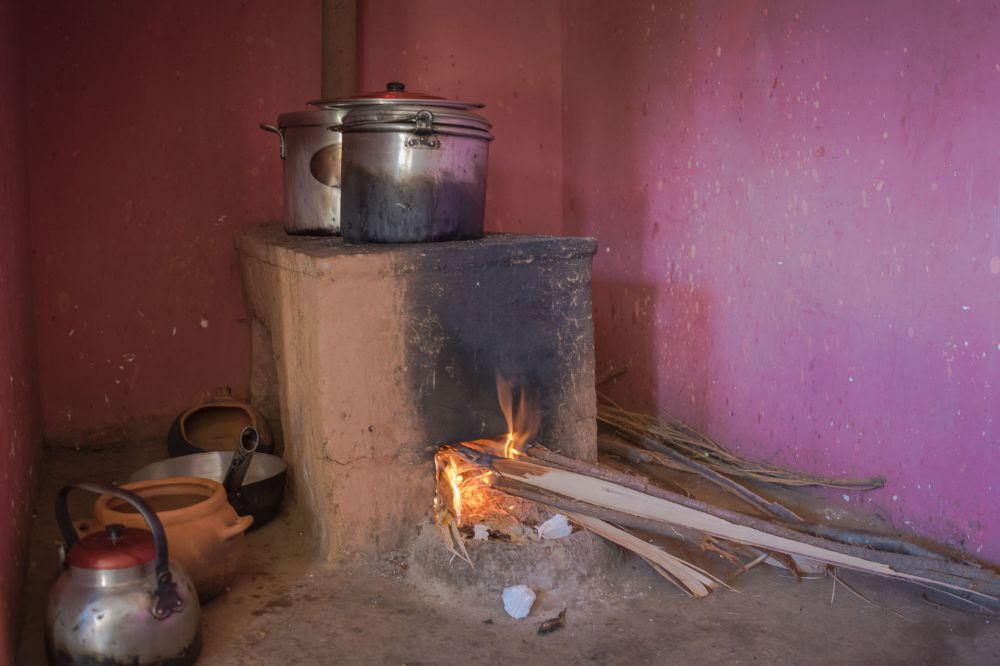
[236,223,598,561]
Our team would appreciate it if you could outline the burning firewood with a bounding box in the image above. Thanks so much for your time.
[492,451,1000,605]
[431,376,998,610]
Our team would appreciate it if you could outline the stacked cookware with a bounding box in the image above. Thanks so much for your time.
[261,82,494,243]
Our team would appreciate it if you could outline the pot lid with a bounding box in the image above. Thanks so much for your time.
[67,524,156,570]
[354,81,446,101]
[338,105,493,134]
[309,81,484,110]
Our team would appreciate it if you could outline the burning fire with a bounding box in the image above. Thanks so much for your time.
[433,374,540,530]
[495,373,539,459]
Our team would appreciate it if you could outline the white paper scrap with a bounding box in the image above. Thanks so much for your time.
[537,513,573,540]
[502,585,536,619]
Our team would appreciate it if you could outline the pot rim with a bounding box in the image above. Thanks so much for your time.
[178,403,258,450]
[95,477,229,526]
[308,97,483,110]
[334,123,494,142]
[129,451,287,486]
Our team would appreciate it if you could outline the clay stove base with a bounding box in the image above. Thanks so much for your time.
[236,223,599,563]
[408,522,622,593]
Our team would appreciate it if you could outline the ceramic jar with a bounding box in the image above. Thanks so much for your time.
[167,386,276,457]
[78,477,253,602]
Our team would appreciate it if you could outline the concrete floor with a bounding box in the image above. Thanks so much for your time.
[17,441,1000,665]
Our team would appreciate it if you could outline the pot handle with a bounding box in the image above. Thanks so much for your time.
[222,426,259,498]
[260,123,286,159]
[218,514,254,540]
[56,482,185,620]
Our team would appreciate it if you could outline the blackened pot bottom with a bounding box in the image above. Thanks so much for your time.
[340,169,486,243]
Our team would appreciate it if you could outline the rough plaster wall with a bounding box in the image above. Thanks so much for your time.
[563,1,1000,558]
[0,0,42,660]
[25,0,321,443]
[357,0,563,236]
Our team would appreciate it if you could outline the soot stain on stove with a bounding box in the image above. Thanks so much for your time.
[400,237,597,455]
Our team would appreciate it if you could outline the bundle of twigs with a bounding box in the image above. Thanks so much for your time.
[479,444,1000,609]
[597,395,885,491]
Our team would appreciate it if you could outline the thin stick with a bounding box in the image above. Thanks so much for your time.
[608,434,804,522]
[595,367,627,386]
[567,512,723,598]
[829,568,915,622]
[493,478,707,546]
[725,553,768,584]
[597,398,886,490]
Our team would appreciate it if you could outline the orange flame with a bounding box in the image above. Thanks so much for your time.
[434,447,498,525]
[495,373,539,458]
[433,374,540,528]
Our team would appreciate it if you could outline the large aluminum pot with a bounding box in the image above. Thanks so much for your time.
[260,106,350,235]
[335,104,494,243]
[262,83,482,236]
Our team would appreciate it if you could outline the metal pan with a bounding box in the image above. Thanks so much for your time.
[129,451,286,529]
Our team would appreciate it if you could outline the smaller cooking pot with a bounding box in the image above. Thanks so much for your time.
[77,477,252,602]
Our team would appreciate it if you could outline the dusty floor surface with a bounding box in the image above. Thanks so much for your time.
[17,441,1000,665]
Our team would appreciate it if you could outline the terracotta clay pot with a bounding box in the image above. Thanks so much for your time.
[78,477,253,602]
[168,387,276,458]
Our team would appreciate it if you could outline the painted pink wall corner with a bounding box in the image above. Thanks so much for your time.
[564,0,1000,559]
[0,0,43,660]
[25,0,322,444]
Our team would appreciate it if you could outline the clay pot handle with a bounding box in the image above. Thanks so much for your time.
[212,386,234,401]
[218,514,254,540]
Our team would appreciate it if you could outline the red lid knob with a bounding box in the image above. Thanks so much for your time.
[351,81,447,100]
[67,524,156,570]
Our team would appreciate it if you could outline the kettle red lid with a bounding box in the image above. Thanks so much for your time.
[67,524,156,570]
[352,81,446,100]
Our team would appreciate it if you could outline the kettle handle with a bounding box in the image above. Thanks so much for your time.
[56,482,184,620]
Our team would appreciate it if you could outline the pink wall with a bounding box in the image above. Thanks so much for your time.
[0,0,42,660]
[564,1,1000,558]
[21,0,997,561]
[358,0,563,236]
[27,0,560,445]
[26,0,321,443]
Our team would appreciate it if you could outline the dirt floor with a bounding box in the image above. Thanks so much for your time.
[16,441,1000,665]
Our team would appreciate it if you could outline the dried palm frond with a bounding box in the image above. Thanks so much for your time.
[597,395,885,491]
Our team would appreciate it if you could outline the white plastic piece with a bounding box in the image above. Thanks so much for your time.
[502,585,536,619]
[537,514,573,540]
[473,524,490,541]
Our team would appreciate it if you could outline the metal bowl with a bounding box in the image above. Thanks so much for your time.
[130,452,286,529]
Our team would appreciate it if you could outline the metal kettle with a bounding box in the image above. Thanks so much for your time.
[46,482,202,665]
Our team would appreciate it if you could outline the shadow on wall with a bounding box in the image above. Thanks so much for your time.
[561,4,711,421]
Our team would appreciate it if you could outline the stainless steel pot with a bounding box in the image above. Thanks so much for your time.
[261,106,351,235]
[262,83,482,237]
[334,104,494,243]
